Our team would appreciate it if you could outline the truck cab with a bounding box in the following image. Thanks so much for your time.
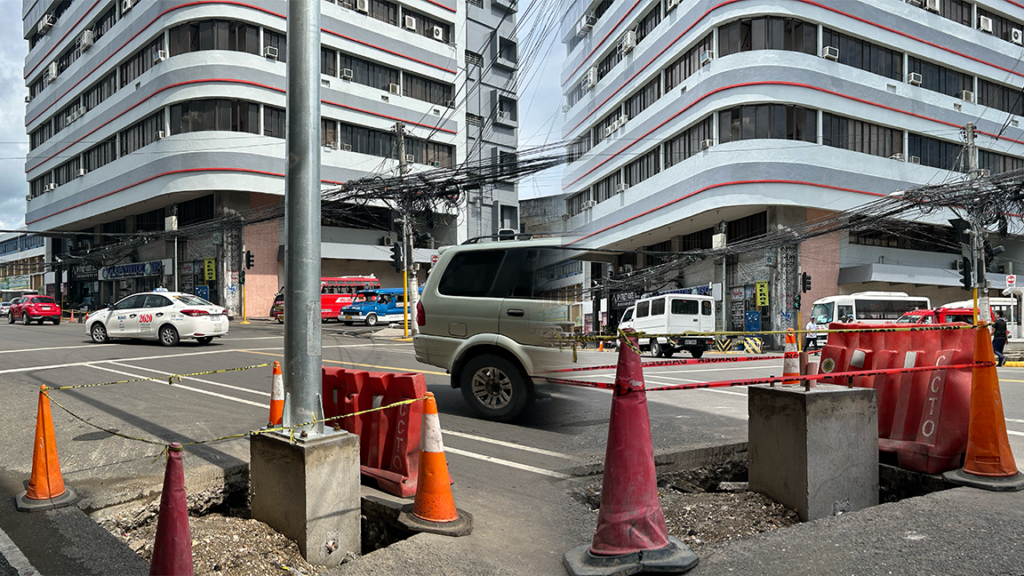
[896,307,978,325]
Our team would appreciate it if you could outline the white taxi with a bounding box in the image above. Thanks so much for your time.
[86,290,229,346]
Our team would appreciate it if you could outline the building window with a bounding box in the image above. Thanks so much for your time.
[57,41,82,76]
[979,150,1024,175]
[566,190,590,216]
[907,57,973,98]
[404,73,453,105]
[264,106,286,138]
[83,72,117,111]
[664,34,713,91]
[664,115,714,168]
[718,104,817,144]
[727,211,767,242]
[119,111,164,155]
[977,79,1024,116]
[93,6,117,41]
[625,148,659,187]
[170,99,259,134]
[169,20,260,56]
[499,205,517,230]
[54,157,81,187]
[918,0,971,26]
[597,43,623,80]
[821,113,902,159]
[634,3,661,45]
[179,194,215,225]
[402,8,450,42]
[908,133,964,172]
[821,28,903,81]
[466,50,484,67]
[135,208,165,232]
[497,95,517,122]
[567,132,593,163]
[626,76,660,120]
[120,37,164,87]
[30,122,52,151]
[593,109,622,145]
[53,100,82,134]
[338,52,400,90]
[407,138,455,167]
[593,171,621,202]
[83,136,117,172]
[321,47,337,76]
[338,0,398,26]
[719,16,816,58]
[30,173,53,198]
[321,118,337,147]
[978,9,1024,45]
[680,227,713,251]
[496,150,517,179]
[567,79,588,108]
[263,30,287,62]
[498,38,518,63]
[339,122,395,157]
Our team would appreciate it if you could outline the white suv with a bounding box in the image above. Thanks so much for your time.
[413,236,568,421]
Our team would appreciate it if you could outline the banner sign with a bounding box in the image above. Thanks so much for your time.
[99,261,163,280]
[204,258,216,282]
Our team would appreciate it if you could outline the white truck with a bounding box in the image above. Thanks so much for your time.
[619,293,715,358]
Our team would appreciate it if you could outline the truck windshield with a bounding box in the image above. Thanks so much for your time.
[810,302,833,323]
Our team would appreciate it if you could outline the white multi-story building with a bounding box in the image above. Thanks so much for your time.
[560,0,1024,334]
[22,0,519,315]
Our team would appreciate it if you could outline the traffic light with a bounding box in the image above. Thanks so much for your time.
[960,257,973,290]
[801,272,812,293]
[390,244,403,273]
[984,242,1005,269]
[245,250,255,269]
[949,218,971,246]
[793,294,801,310]
[239,270,246,285]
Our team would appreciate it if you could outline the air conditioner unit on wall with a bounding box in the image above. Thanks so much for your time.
[405,154,415,163]
[432,25,444,41]
[979,15,993,33]
[959,90,974,102]
[582,200,597,209]
[38,14,54,35]
[382,236,394,246]
[156,130,165,139]
[80,29,94,51]
[907,72,923,86]
[122,0,133,13]
[584,67,598,90]
[356,0,369,12]
[46,62,58,82]
[890,152,905,161]
[1014,29,1024,45]
[263,46,278,59]
[701,139,714,150]
[575,14,596,38]
[821,46,839,61]
[616,183,627,193]
[621,30,636,53]
[77,168,86,177]
[925,0,939,12]
[404,15,416,30]
[340,143,352,151]
[908,155,921,164]
[341,68,353,80]
[154,50,167,64]
[700,50,714,66]
[666,0,680,12]
[389,83,401,94]
[46,183,57,191]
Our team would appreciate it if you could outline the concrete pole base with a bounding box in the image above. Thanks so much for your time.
[397,505,473,537]
[250,430,360,567]
[943,469,1024,492]
[562,536,699,576]
[15,486,79,512]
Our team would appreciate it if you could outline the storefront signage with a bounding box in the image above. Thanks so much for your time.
[204,258,216,282]
[181,262,194,275]
[71,265,98,281]
[664,284,713,296]
[99,261,163,280]
[0,275,32,290]
[613,291,639,306]
[756,281,769,307]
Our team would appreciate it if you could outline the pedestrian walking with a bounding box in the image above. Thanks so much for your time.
[804,318,817,351]
[993,311,1008,367]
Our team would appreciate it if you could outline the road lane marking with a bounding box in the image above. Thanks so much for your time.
[0,348,252,375]
[107,362,270,397]
[1006,418,1024,424]
[1008,430,1024,437]
[238,349,448,375]
[86,365,266,408]
[0,525,39,576]
[445,431,576,459]
[0,343,116,354]
[444,447,570,479]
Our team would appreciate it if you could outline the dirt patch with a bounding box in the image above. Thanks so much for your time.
[108,513,318,575]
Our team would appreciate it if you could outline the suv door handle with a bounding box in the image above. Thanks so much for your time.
[506,309,525,317]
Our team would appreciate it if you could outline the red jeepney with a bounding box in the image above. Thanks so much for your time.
[270,276,382,323]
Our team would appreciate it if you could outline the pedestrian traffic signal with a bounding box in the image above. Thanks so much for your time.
[245,250,255,269]
[801,272,812,293]
[793,294,801,310]
[390,244,403,273]
[961,257,973,290]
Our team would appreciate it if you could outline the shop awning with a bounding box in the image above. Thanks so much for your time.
[838,263,1008,289]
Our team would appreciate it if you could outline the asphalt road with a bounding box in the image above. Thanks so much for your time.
[2,319,1024,574]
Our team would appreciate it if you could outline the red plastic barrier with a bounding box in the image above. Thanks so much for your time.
[817,323,974,474]
[321,367,427,497]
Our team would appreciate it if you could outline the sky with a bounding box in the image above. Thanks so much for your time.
[0,2,563,231]
[0,0,30,231]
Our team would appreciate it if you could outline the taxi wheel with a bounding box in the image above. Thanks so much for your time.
[91,324,108,343]
[365,313,378,326]
[197,337,214,345]
[159,325,180,347]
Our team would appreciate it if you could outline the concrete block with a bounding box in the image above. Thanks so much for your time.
[250,430,361,567]
[749,384,878,521]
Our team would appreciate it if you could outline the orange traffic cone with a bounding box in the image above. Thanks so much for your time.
[564,330,698,576]
[783,329,799,385]
[944,327,1024,490]
[268,362,284,426]
[398,392,472,536]
[598,341,604,352]
[16,386,79,511]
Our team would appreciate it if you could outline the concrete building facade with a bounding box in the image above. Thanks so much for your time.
[22,0,518,315]
[560,0,1024,335]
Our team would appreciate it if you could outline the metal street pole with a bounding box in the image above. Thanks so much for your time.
[395,122,419,336]
[283,0,322,432]
[965,122,992,324]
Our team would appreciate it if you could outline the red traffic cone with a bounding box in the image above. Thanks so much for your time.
[564,331,699,575]
[150,443,194,576]
[268,362,284,426]
[16,386,79,512]
[944,327,1024,490]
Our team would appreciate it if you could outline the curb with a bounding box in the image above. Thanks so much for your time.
[1003,361,1024,367]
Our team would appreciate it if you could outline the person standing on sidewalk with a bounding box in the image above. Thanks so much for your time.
[804,318,817,351]
[993,311,1008,367]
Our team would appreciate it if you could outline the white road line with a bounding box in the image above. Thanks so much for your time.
[445,430,576,459]
[0,348,247,375]
[1006,418,1024,424]
[696,388,749,397]
[0,343,116,354]
[653,365,782,374]
[1008,430,1024,437]
[444,447,570,479]
[86,365,266,408]
[0,525,39,576]
[107,362,270,397]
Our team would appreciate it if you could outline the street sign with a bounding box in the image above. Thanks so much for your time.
[1008,275,1017,287]
[430,254,439,264]
[203,258,216,281]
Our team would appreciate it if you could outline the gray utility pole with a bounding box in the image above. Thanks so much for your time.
[395,122,419,335]
[283,0,322,432]
[965,122,993,323]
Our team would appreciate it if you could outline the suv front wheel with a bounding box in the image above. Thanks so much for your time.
[459,354,529,422]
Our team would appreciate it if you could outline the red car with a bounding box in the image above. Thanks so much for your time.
[9,295,62,325]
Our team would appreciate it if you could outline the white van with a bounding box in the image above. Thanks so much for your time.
[629,293,715,358]
[808,291,930,347]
